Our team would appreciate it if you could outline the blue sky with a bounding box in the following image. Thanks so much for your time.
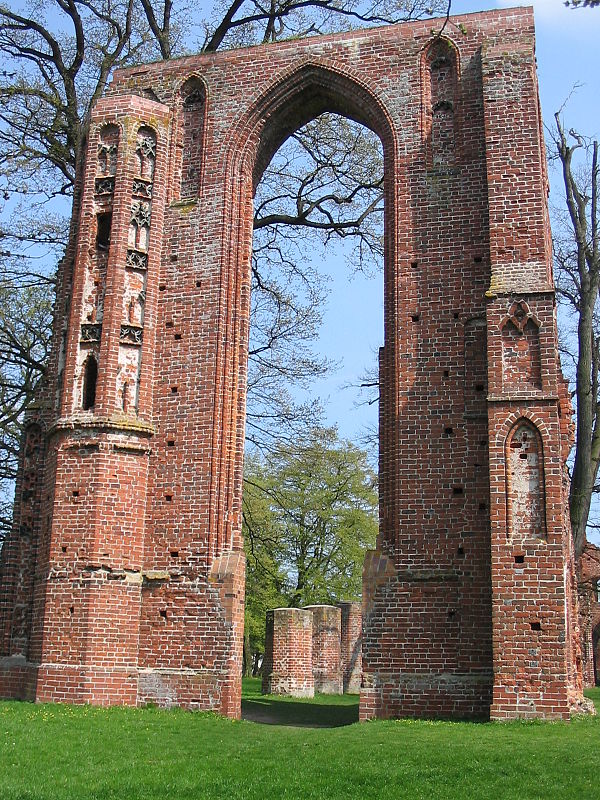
[304,1,599,449]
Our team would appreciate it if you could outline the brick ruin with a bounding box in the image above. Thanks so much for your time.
[262,609,314,697]
[305,606,343,694]
[578,543,600,687]
[338,602,362,693]
[262,604,362,697]
[0,8,588,719]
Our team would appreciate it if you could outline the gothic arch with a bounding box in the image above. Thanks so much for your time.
[209,61,399,558]
[494,409,551,449]
[224,60,397,187]
[420,36,460,165]
[174,75,208,200]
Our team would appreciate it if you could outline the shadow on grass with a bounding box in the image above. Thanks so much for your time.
[241,694,359,727]
[242,683,600,728]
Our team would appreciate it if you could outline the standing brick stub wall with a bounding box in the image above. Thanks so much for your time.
[305,605,342,694]
[262,608,314,697]
[579,543,600,687]
[338,602,362,694]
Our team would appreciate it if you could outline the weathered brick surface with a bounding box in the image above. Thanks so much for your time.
[262,608,314,697]
[338,602,362,693]
[305,605,342,694]
[579,543,600,687]
[0,8,585,719]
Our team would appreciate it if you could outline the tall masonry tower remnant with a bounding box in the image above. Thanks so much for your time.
[0,8,586,719]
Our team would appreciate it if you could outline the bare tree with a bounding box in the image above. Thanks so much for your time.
[248,114,384,449]
[552,115,599,556]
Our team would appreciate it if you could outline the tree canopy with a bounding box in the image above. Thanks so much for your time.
[243,427,377,666]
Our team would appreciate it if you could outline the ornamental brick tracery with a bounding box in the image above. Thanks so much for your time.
[0,9,586,720]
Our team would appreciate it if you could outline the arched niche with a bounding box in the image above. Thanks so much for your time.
[177,76,207,200]
[505,419,546,542]
[422,37,459,166]
[97,123,120,177]
[501,301,542,391]
[135,125,157,184]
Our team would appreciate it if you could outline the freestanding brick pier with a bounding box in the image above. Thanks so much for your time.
[305,605,342,694]
[262,609,314,697]
[0,8,586,719]
[579,543,600,687]
[338,602,362,694]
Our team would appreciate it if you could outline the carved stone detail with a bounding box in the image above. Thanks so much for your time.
[132,178,153,198]
[120,324,143,345]
[97,124,119,176]
[131,200,151,228]
[80,323,102,342]
[95,176,115,196]
[505,299,537,331]
[126,249,149,270]
[135,128,156,182]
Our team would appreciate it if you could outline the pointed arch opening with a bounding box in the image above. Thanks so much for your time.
[213,63,398,569]
[82,355,98,410]
[246,64,396,191]
[225,64,392,691]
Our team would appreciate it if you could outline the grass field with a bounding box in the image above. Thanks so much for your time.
[1,681,599,800]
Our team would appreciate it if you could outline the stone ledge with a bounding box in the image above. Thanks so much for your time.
[48,414,155,438]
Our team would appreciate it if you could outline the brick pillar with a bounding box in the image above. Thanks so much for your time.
[578,544,600,688]
[3,95,171,706]
[338,602,361,693]
[262,608,314,697]
[305,605,342,694]
[481,36,583,719]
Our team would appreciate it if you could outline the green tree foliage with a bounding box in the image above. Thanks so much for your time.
[242,427,377,667]
[0,283,52,533]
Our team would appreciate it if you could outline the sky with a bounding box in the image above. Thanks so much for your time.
[303,0,600,449]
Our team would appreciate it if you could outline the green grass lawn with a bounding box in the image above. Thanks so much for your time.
[241,676,359,726]
[1,683,599,800]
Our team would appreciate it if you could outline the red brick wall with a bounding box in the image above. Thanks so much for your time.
[0,8,584,720]
[262,608,314,697]
[338,602,362,693]
[305,605,342,694]
[579,543,600,687]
